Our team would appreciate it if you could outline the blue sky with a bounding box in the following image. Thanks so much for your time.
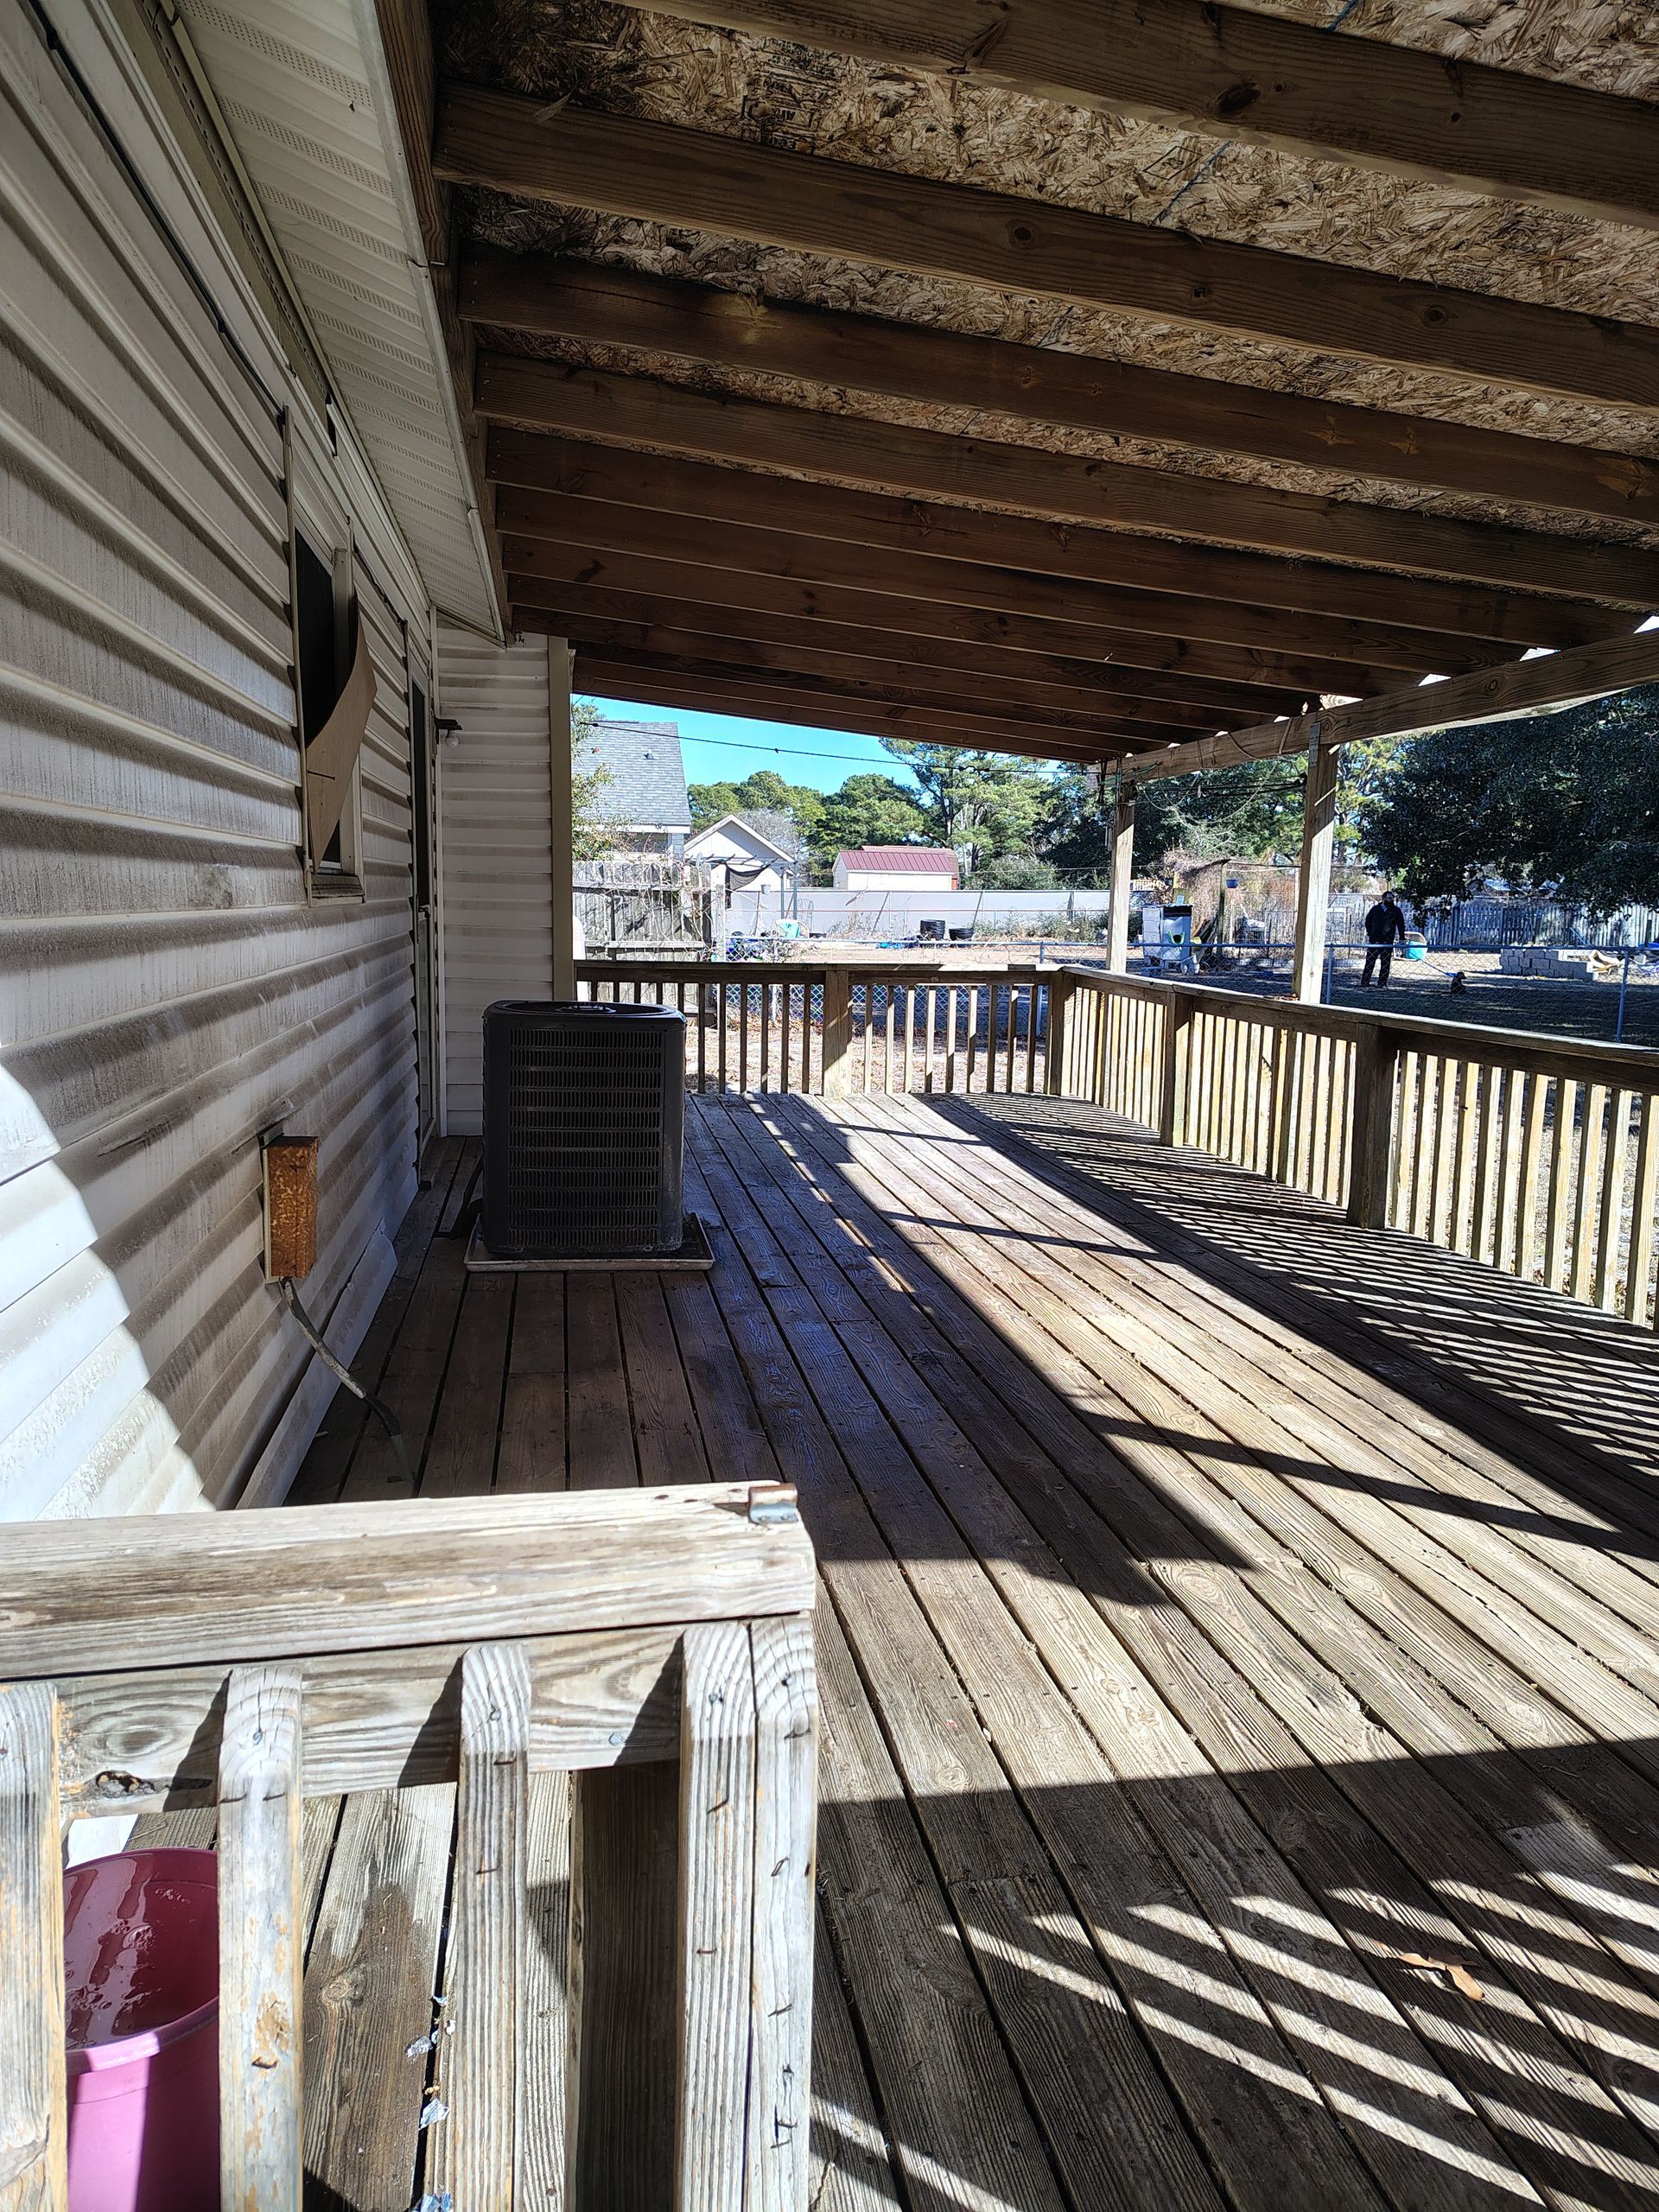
[585,692,920,797]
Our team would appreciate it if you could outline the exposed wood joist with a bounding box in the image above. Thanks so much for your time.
[546,638,1124,760]
[1128,623,1659,782]
[617,0,1659,233]
[494,483,1508,676]
[500,535,1381,696]
[571,646,1208,747]
[499,580,1300,719]
[477,357,1659,612]
[486,429,1627,653]
[436,89,1659,414]
[538,615,1241,731]
[466,254,1659,529]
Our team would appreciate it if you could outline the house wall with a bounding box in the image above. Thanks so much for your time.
[436,628,557,1134]
[0,0,425,1517]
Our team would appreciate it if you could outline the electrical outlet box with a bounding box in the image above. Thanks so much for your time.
[263,1135,320,1281]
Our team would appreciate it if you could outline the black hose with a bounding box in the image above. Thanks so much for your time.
[277,1277,410,1487]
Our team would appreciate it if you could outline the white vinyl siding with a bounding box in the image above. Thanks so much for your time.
[435,628,555,1135]
[0,0,420,1517]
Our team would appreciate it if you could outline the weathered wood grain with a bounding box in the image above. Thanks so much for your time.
[676,1622,758,2212]
[219,1666,305,2212]
[0,1484,816,1678]
[746,1613,817,2212]
[438,1643,531,2208]
[0,1684,66,2212]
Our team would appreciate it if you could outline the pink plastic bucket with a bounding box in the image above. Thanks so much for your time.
[63,1848,219,2212]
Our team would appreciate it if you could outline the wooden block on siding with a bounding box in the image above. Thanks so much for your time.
[677,1623,757,2212]
[747,1614,817,2212]
[0,1684,66,2212]
[218,1667,305,2212]
[439,1643,531,2207]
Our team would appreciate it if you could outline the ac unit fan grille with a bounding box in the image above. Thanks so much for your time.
[482,1004,685,1258]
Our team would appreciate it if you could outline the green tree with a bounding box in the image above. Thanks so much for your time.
[878,741,1052,874]
[1360,689,1659,910]
[810,772,928,870]
[687,768,824,847]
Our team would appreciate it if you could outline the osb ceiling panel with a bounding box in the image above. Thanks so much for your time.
[442,0,1659,537]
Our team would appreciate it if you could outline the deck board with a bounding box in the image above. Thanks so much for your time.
[277,1090,1659,2209]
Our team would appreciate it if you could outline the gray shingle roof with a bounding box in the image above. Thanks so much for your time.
[579,717,691,832]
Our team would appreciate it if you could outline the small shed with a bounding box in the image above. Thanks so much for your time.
[833,845,960,892]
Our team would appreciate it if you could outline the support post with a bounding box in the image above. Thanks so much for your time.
[1291,733,1339,1004]
[820,969,852,1099]
[1105,768,1135,976]
[550,638,575,1000]
[1347,1023,1402,1227]
[1157,994,1195,1147]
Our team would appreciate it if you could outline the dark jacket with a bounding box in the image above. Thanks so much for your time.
[1364,899,1408,945]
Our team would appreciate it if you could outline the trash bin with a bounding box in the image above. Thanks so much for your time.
[64,1848,220,2212]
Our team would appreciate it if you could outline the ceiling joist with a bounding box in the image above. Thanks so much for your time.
[476,356,1659,612]
[464,253,1659,530]
[436,88,1659,414]
[501,534,1379,696]
[494,482,1511,677]
[502,582,1293,719]
[616,0,1659,233]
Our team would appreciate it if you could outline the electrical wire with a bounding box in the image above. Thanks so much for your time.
[278,1276,410,1486]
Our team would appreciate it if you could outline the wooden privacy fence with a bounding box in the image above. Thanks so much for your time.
[0,1484,817,2212]
[577,959,1052,1097]
[1052,967,1659,1327]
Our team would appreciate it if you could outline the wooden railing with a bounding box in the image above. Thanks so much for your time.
[0,1484,817,2211]
[578,959,1052,1097]
[1053,967,1659,1326]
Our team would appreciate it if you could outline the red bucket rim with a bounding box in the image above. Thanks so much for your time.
[65,1848,219,2072]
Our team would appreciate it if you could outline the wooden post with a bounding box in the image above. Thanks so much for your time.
[677,1623,758,2212]
[219,1666,305,2212]
[1157,993,1195,1147]
[1105,771,1135,976]
[747,1615,817,2212]
[550,638,575,1000]
[441,1642,531,2206]
[1042,969,1073,1096]
[1346,1022,1402,1227]
[820,969,852,1099]
[1291,733,1339,1004]
[0,1683,67,2212]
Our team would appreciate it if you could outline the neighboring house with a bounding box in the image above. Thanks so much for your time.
[833,845,961,891]
[685,813,799,899]
[581,717,693,854]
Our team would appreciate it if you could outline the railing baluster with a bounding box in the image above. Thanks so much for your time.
[0,1681,67,2212]
[747,1618,817,2212]
[437,1643,531,2207]
[1628,1094,1659,1326]
[1570,1083,1607,1300]
[1595,1089,1633,1312]
[219,1666,305,2212]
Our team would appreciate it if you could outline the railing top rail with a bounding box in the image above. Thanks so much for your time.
[577,958,1046,983]
[0,1484,815,1683]
[1057,963,1659,1086]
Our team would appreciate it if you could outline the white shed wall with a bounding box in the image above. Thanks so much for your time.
[0,0,421,1517]
[436,629,556,1135]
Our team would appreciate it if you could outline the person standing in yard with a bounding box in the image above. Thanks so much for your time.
[1361,889,1408,987]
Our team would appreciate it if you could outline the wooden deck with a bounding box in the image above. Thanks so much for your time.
[156,1089,1659,2209]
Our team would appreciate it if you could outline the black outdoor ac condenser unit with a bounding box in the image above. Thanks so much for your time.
[481,1001,686,1260]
